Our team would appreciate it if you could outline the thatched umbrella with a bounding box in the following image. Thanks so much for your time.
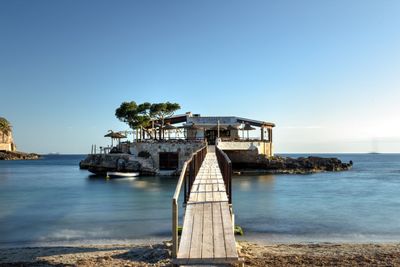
[225,125,239,140]
[163,123,176,130]
[241,123,255,139]
[104,130,127,146]
[227,125,239,130]
[182,123,203,130]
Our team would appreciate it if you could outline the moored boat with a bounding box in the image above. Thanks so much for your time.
[107,172,139,178]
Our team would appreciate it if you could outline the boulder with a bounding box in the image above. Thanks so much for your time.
[79,153,157,176]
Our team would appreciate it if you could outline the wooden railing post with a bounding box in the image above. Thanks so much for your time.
[228,161,232,204]
[184,170,187,205]
[216,146,233,204]
[172,198,178,258]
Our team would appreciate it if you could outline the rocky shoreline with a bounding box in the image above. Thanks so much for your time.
[80,153,352,176]
[235,155,353,174]
[0,241,399,266]
[0,151,40,160]
[79,153,157,176]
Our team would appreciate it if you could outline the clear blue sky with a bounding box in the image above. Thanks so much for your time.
[1,0,399,154]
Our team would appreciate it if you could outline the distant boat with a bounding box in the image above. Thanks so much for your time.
[106,171,139,178]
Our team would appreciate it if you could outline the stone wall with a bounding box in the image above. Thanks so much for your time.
[217,140,273,157]
[0,143,12,151]
[0,132,15,152]
[129,140,205,172]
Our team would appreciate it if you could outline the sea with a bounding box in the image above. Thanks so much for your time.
[0,153,400,248]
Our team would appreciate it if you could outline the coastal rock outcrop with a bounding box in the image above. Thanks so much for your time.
[233,155,353,174]
[257,155,353,174]
[0,151,40,160]
[79,154,157,176]
[0,117,39,160]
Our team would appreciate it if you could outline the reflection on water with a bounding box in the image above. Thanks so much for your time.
[257,174,275,184]
[236,174,275,191]
[1,154,400,247]
[234,153,400,243]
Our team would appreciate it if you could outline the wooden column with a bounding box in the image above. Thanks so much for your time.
[268,128,273,156]
[261,126,264,140]
[267,128,272,142]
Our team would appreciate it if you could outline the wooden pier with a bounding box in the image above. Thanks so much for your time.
[172,145,240,266]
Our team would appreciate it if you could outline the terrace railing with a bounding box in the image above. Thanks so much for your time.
[171,144,208,258]
[216,146,233,204]
[219,137,271,142]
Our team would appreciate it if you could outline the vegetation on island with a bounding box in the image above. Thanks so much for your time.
[0,117,12,138]
[149,102,181,126]
[115,101,181,139]
[0,117,39,160]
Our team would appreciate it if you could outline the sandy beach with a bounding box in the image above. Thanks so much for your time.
[1,241,400,266]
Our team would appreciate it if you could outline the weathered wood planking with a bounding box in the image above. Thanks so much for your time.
[175,150,239,265]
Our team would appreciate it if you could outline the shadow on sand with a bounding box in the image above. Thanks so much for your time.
[0,243,172,266]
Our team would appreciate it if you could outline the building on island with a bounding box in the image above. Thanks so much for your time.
[80,112,275,175]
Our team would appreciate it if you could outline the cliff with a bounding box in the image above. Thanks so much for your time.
[0,130,16,152]
[0,118,40,160]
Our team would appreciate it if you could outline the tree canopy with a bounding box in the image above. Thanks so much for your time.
[0,117,12,136]
[115,101,181,130]
[149,102,181,125]
[115,101,151,129]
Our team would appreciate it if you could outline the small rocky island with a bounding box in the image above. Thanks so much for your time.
[0,117,40,160]
[234,155,353,174]
[79,103,353,176]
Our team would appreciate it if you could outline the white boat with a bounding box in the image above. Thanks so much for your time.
[106,172,139,178]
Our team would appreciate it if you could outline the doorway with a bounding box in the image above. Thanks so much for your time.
[159,152,179,170]
[205,130,217,145]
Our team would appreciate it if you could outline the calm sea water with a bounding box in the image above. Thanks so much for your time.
[0,154,400,247]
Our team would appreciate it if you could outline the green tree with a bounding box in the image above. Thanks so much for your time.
[0,117,12,135]
[0,117,12,143]
[150,102,181,139]
[115,101,152,139]
[115,101,181,140]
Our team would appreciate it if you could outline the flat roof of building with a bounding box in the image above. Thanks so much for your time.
[153,112,275,128]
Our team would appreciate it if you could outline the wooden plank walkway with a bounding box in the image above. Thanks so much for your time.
[175,148,239,265]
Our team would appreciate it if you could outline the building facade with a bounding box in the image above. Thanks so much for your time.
[146,112,275,171]
[81,112,275,176]
[0,131,16,152]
